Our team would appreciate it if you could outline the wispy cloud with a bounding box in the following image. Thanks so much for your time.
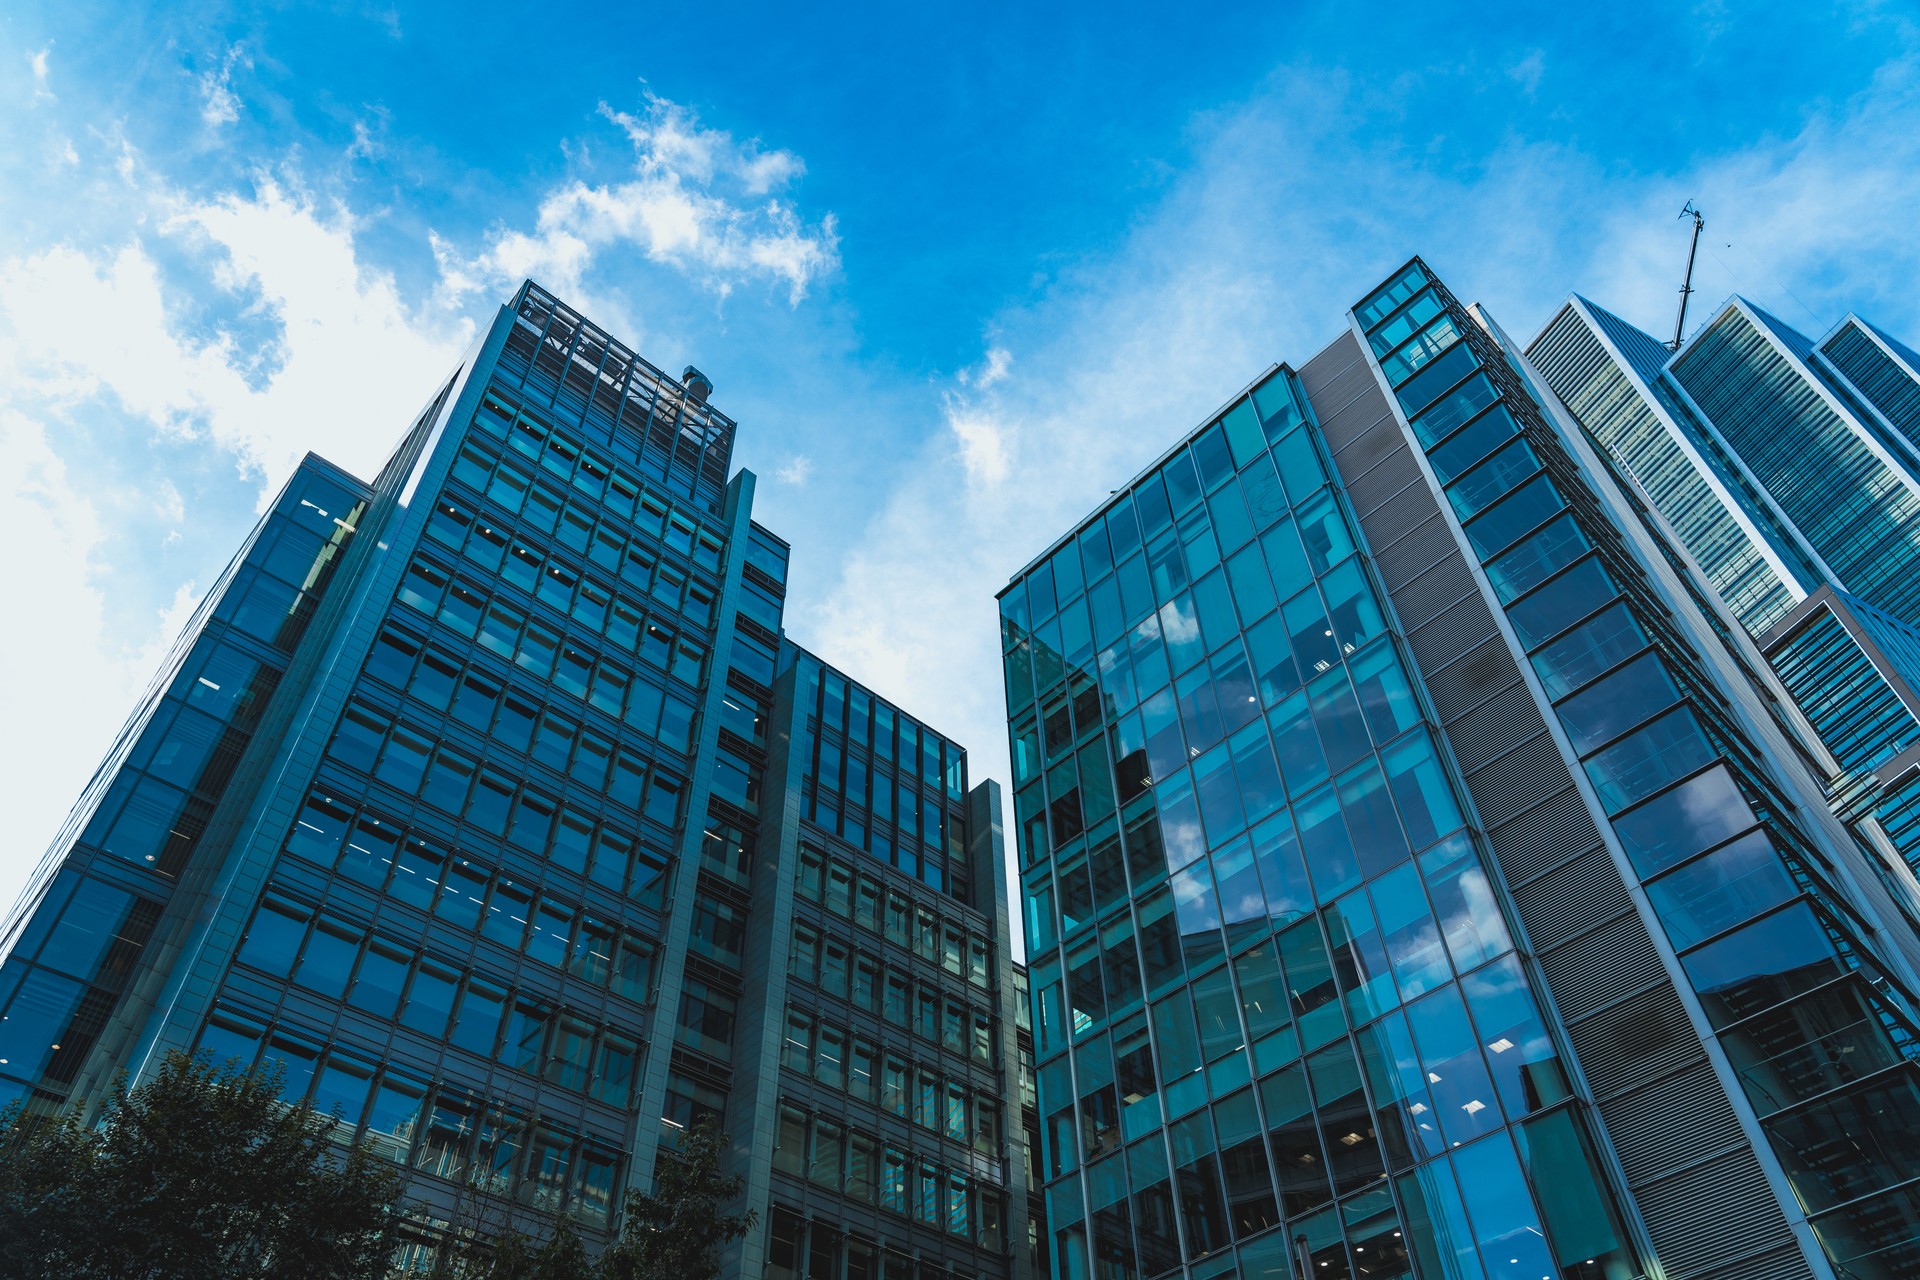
[29,42,53,101]
[776,454,815,485]
[1507,49,1546,94]
[198,43,251,128]
[0,411,203,884]
[0,173,473,496]
[799,41,1920,846]
[440,92,839,311]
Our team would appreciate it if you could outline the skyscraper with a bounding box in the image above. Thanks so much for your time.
[0,282,1036,1280]
[1528,295,1920,889]
[1001,258,1920,1280]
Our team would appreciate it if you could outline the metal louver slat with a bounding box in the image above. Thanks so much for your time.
[1487,787,1603,886]
[1567,987,1704,1099]
[1512,846,1632,945]
[1632,1147,1805,1279]
[1423,638,1524,721]
[1461,734,1571,827]
[1537,911,1668,1019]
[1378,549,1477,631]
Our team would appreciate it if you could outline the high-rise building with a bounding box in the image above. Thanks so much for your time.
[1528,296,1920,887]
[0,282,1036,1280]
[1000,258,1920,1280]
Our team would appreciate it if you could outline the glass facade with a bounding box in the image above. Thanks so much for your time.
[1531,291,1920,1043]
[1817,316,1920,461]
[1001,355,1632,1279]
[1526,296,1810,634]
[0,455,378,1113]
[1402,266,1920,1280]
[1666,301,1920,626]
[762,652,1034,1280]
[1006,258,1920,1280]
[0,282,1037,1279]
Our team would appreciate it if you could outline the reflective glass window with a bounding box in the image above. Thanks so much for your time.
[1682,901,1845,1028]
[1646,830,1796,950]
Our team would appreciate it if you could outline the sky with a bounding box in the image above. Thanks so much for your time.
[4,0,1920,927]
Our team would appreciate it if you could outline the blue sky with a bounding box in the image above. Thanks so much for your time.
[4,0,1920,913]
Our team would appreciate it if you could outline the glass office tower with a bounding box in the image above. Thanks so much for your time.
[1001,259,1920,1280]
[1529,296,1920,887]
[0,282,1035,1280]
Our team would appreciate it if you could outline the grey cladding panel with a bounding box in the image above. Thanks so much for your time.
[1329,412,1402,476]
[1408,593,1506,674]
[1444,683,1549,773]
[1698,1245,1812,1280]
[1537,911,1667,1020]
[1355,480,1444,551]
[1461,735,1572,828]
[1305,322,1803,1280]
[1568,987,1705,1100]
[1368,511,1451,588]
[1601,1060,1746,1181]
[1634,1147,1805,1279]
[1511,846,1633,948]
[1377,551,1477,633]
[1342,447,1424,519]
[1486,786,1604,886]
[1422,638,1524,723]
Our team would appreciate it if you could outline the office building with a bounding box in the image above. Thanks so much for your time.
[1528,295,1920,889]
[0,282,1035,1280]
[1000,259,1920,1280]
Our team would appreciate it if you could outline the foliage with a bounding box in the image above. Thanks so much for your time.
[0,1049,401,1280]
[597,1119,757,1280]
[1,1056,755,1280]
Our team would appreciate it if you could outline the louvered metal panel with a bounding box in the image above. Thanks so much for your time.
[1487,787,1603,886]
[1329,413,1402,475]
[1460,735,1571,827]
[1378,550,1477,633]
[1354,479,1444,552]
[1409,592,1506,674]
[1512,846,1632,947]
[1568,987,1705,1099]
[1422,638,1524,722]
[1633,1148,1804,1279]
[1443,684,1548,773]
[1342,447,1424,519]
[1368,514,1457,595]
[1538,911,1668,1019]
[1602,1061,1747,1181]
[1298,345,1376,448]
[1697,1244,1812,1280]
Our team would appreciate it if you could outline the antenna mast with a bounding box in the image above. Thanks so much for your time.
[1670,201,1704,351]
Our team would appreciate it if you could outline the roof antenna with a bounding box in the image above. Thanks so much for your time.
[1670,201,1705,351]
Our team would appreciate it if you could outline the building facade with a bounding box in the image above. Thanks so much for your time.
[0,282,1035,1280]
[1001,259,1920,1280]
[1527,295,1920,890]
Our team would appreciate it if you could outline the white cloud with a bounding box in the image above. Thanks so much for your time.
[960,346,1012,389]
[0,177,473,497]
[442,94,839,310]
[198,43,251,128]
[0,412,192,895]
[945,399,1013,488]
[1507,49,1546,94]
[345,110,388,162]
[797,43,1920,926]
[29,42,53,101]
[776,454,815,485]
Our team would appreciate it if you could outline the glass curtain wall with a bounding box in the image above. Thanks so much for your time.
[1002,359,1632,1279]
[1361,261,1920,1280]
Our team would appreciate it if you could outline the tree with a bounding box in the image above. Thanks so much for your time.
[0,1049,401,1280]
[598,1119,757,1280]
